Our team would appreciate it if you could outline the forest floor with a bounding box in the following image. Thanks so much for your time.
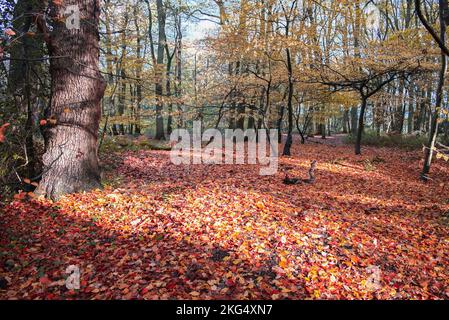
[1,138,449,300]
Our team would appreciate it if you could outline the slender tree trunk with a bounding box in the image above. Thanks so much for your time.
[8,0,45,180]
[36,0,106,200]
[134,5,143,135]
[320,123,326,139]
[342,109,349,133]
[408,85,415,134]
[175,11,183,128]
[355,97,367,155]
[155,0,166,140]
[282,48,294,156]
[421,0,448,179]
[416,87,429,131]
[165,41,175,136]
[236,103,246,130]
[118,69,126,135]
[247,108,256,130]
[277,104,285,143]
[422,54,447,178]
[104,0,117,136]
[350,107,358,135]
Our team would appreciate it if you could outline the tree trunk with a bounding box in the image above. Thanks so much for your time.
[422,55,447,178]
[320,123,326,139]
[134,4,143,135]
[155,0,166,140]
[350,107,358,135]
[236,103,246,130]
[355,97,367,155]
[416,87,429,131]
[36,0,106,200]
[342,109,349,134]
[421,0,448,179]
[277,104,285,143]
[8,0,45,180]
[175,11,183,128]
[118,69,126,135]
[408,85,415,134]
[166,48,174,136]
[282,48,294,156]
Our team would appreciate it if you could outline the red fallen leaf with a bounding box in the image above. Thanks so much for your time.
[67,289,77,296]
[39,277,51,285]
[46,293,55,299]
[225,279,235,287]
[166,280,177,290]
[141,287,149,295]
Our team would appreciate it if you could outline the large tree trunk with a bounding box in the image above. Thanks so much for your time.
[36,0,106,200]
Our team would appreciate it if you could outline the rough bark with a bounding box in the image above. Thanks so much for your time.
[36,0,106,200]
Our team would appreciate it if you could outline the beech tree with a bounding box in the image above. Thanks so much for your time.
[416,0,449,180]
[36,0,106,199]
